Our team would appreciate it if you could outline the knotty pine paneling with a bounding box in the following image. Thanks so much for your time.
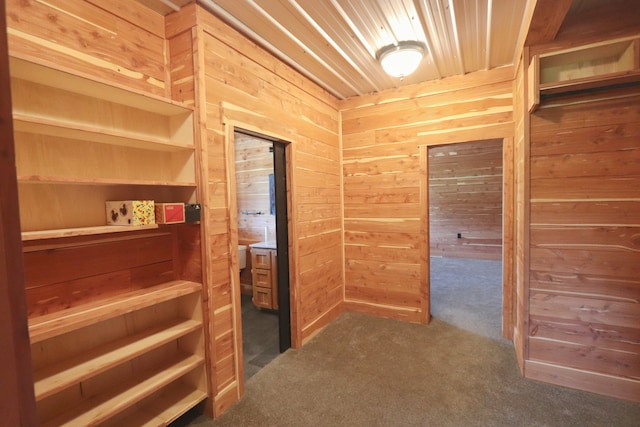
[6,0,168,96]
[528,83,640,401]
[340,68,514,322]
[428,140,503,260]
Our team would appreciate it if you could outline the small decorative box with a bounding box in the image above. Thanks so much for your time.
[106,200,155,226]
[155,203,185,224]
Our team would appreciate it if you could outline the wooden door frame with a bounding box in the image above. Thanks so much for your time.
[223,117,297,397]
[419,137,515,341]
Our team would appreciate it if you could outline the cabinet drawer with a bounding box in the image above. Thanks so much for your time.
[252,268,272,288]
[253,286,272,309]
[251,248,272,269]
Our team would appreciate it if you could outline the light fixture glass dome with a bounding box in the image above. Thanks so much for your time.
[378,41,425,79]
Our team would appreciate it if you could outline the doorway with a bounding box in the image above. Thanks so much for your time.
[233,129,291,380]
[427,139,506,341]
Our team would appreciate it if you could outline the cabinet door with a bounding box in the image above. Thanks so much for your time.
[252,268,272,289]
[252,248,272,269]
[253,285,272,309]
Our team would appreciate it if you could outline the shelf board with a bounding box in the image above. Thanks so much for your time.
[17,174,196,187]
[21,224,160,241]
[9,56,193,116]
[100,382,208,427]
[41,353,205,427]
[29,280,202,343]
[137,382,208,426]
[539,70,640,96]
[34,318,202,401]
[13,113,194,152]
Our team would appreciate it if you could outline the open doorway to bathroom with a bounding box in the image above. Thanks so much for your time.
[234,129,291,380]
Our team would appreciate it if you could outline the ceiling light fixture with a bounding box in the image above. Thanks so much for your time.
[377,41,425,79]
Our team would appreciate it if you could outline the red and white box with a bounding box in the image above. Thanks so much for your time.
[155,203,185,224]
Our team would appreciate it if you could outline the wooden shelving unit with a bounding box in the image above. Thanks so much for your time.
[9,56,197,233]
[529,37,640,111]
[10,57,209,426]
[30,281,207,426]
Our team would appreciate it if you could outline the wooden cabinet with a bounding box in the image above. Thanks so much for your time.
[529,37,640,112]
[10,57,208,426]
[251,248,278,310]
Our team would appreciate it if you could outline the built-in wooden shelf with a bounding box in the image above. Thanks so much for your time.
[12,56,207,427]
[529,37,640,111]
[101,382,208,427]
[34,318,202,401]
[41,353,204,427]
[21,224,160,241]
[539,69,640,95]
[28,280,202,344]
[10,56,197,232]
[17,174,196,187]
[13,114,194,152]
[9,56,193,116]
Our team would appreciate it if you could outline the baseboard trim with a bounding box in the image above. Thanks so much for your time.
[344,299,422,323]
[525,359,640,403]
[300,301,343,345]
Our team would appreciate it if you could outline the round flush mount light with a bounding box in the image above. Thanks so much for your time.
[377,41,425,79]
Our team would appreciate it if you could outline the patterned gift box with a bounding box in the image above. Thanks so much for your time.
[106,200,155,226]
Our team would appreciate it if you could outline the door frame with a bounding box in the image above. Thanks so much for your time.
[419,137,515,340]
[224,121,295,394]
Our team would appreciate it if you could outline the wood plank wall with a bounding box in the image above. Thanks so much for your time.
[235,133,276,244]
[167,5,344,414]
[6,0,168,97]
[521,3,640,402]
[429,140,503,260]
[525,85,640,401]
[340,68,514,323]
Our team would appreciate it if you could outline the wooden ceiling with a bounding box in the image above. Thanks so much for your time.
[136,0,617,100]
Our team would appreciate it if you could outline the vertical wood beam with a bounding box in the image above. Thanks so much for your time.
[524,0,573,46]
[419,145,430,324]
[0,2,37,424]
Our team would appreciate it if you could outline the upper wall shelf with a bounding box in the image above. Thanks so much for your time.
[528,37,640,112]
[9,57,198,233]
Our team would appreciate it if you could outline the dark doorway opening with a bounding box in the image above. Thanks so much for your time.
[234,129,291,380]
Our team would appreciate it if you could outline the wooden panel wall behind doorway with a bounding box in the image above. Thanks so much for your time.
[428,139,503,261]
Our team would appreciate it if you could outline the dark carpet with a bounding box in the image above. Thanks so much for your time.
[240,294,280,380]
[181,258,640,426]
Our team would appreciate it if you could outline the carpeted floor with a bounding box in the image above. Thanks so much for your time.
[179,258,640,426]
[430,256,505,342]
